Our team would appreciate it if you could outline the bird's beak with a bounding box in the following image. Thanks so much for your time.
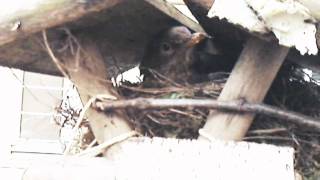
[186,32,208,48]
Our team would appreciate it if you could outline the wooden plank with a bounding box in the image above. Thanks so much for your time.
[1,137,294,180]
[184,0,320,73]
[0,0,201,76]
[11,139,63,154]
[0,0,123,47]
[146,0,204,32]
[57,36,133,145]
[0,0,317,76]
[199,37,289,140]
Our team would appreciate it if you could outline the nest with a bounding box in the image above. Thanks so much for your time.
[116,70,225,138]
[117,64,320,177]
[50,29,320,177]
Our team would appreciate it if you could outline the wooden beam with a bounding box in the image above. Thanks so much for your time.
[2,137,294,180]
[0,0,202,76]
[199,37,289,140]
[146,0,205,33]
[53,35,133,145]
[0,0,123,47]
[0,36,60,76]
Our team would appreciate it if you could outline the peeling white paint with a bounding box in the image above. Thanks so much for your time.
[207,0,267,33]
[208,0,319,55]
[297,0,320,20]
[247,0,318,55]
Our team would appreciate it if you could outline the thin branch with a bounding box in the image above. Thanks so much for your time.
[248,128,288,135]
[243,135,320,149]
[77,131,138,157]
[94,98,320,130]
[42,30,70,78]
[64,94,117,155]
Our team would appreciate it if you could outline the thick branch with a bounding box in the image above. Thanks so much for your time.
[94,98,320,130]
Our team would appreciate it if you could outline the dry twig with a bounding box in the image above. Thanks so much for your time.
[64,94,117,155]
[42,30,70,78]
[248,128,288,135]
[77,131,138,157]
[94,98,320,130]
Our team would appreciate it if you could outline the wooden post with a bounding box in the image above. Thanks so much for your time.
[55,36,133,145]
[199,37,289,140]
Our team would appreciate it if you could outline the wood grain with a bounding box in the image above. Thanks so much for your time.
[0,0,201,76]
[199,37,289,140]
[0,0,123,46]
[60,36,133,145]
[1,137,294,180]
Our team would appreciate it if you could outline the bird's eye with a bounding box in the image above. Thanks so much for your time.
[161,42,172,52]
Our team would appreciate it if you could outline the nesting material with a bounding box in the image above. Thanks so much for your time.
[114,64,320,177]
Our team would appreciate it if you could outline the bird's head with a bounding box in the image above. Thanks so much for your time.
[141,26,207,69]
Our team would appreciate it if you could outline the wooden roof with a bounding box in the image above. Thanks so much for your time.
[0,0,203,76]
[0,0,319,75]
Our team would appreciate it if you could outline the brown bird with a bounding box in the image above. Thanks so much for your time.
[140,26,237,86]
[140,26,207,85]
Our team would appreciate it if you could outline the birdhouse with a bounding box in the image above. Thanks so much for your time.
[2,0,320,179]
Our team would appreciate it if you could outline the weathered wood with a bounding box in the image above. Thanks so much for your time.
[0,0,318,76]
[0,36,59,75]
[20,0,201,149]
[1,137,294,180]
[184,0,320,73]
[146,0,204,33]
[0,0,124,46]
[52,35,133,145]
[199,37,289,140]
[0,0,201,76]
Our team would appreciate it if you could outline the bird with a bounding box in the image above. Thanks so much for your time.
[140,26,206,85]
[140,26,238,86]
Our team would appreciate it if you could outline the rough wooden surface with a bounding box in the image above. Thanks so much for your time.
[0,0,123,46]
[146,0,204,33]
[0,0,201,76]
[0,0,318,76]
[184,0,320,73]
[0,0,200,149]
[55,36,133,145]
[199,37,289,140]
[1,137,294,180]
